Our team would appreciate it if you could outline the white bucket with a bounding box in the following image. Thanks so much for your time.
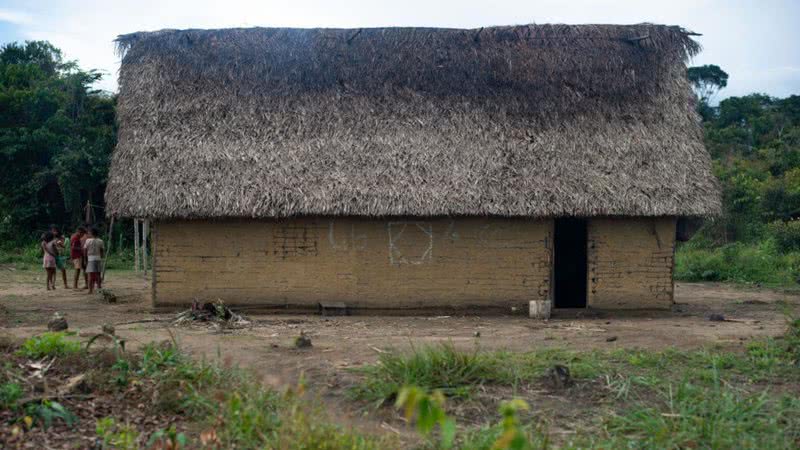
[529,300,552,320]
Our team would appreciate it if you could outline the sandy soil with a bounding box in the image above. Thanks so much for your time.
[2,266,799,440]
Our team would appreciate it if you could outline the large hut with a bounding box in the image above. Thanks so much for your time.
[106,24,720,312]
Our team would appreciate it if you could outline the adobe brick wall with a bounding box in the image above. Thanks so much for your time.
[587,217,677,309]
[151,217,553,311]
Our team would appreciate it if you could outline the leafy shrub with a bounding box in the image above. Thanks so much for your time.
[396,386,455,448]
[0,382,23,409]
[25,400,77,429]
[139,342,182,375]
[17,332,81,358]
[768,219,800,253]
[147,425,187,449]
[96,417,139,450]
[0,242,43,269]
[675,240,800,285]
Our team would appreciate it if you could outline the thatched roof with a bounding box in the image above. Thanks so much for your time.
[106,24,721,219]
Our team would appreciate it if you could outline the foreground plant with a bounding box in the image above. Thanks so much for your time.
[396,386,456,448]
[17,332,81,358]
[396,385,544,450]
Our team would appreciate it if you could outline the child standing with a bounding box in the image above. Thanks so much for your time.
[83,227,105,294]
[51,225,69,289]
[70,226,88,289]
[41,231,57,290]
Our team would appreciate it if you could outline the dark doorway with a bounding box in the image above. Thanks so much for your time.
[553,218,588,308]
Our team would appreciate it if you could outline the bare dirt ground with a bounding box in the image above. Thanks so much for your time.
[2,266,799,442]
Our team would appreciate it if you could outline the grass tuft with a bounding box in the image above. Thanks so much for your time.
[594,379,800,449]
[17,332,81,359]
[349,343,497,403]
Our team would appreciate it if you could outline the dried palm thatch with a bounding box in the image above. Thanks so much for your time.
[106,24,720,219]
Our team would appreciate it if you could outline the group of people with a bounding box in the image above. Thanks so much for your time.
[41,225,105,294]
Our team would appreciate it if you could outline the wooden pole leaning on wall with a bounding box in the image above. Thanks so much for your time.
[142,220,149,278]
[102,216,115,282]
[134,218,140,272]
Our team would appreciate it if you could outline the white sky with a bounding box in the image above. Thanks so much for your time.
[0,0,798,100]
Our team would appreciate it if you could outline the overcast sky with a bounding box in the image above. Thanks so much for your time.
[1,0,798,100]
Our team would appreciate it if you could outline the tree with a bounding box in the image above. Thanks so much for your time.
[0,41,116,243]
[688,64,729,105]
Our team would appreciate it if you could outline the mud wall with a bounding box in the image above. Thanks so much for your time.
[587,217,677,309]
[151,217,553,311]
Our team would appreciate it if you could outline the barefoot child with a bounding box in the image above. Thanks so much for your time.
[70,226,88,289]
[83,227,105,294]
[41,231,57,290]
[51,225,69,289]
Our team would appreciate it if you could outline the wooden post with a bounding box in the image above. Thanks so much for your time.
[102,216,115,282]
[85,200,92,225]
[142,220,149,278]
[134,218,140,272]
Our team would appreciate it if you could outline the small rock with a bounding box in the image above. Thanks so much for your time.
[102,324,116,335]
[606,335,618,342]
[545,364,571,389]
[708,313,726,322]
[48,313,68,331]
[294,331,312,349]
[100,289,117,303]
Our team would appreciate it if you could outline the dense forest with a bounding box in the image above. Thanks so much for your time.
[1,41,799,285]
[0,41,115,242]
[679,65,800,285]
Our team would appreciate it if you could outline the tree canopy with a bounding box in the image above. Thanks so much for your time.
[0,41,116,242]
[688,64,729,104]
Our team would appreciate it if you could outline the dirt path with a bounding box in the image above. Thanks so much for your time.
[2,266,799,441]
[2,267,798,387]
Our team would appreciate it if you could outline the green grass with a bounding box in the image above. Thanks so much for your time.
[675,240,800,287]
[352,317,800,407]
[96,342,393,449]
[0,381,23,409]
[0,244,138,271]
[351,318,800,449]
[585,379,800,449]
[17,332,82,358]
[350,343,495,402]
[349,343,611,404]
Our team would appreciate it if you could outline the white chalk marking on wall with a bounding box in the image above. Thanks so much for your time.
[328,220,339,249]
[445,219,459,241]
[388,221,433,265]
[329,220,367,251]
[351,223,367,250]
